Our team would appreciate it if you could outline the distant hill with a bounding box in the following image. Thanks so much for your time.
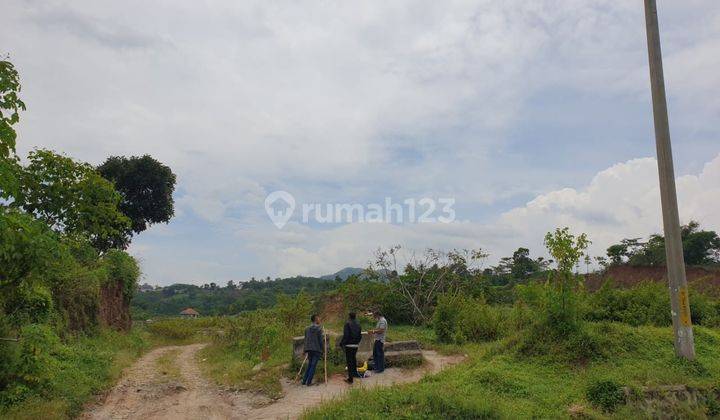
[131,275,340,319]
[321,267,365,280]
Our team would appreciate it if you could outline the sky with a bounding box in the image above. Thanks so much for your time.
[2,0,719,285]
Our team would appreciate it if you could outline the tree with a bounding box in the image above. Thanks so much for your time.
[606,244,627,265]
[368,246,488,324]
[97,155,176,235]
[510,247,542,280]
[489,248,548,284]
[682,221,720,265]
[594,256,609,270]
[14,149,131,251]
[0,59,25,159]
[0,58,26,199]
[544,227,590,329]
[606,221,720,267]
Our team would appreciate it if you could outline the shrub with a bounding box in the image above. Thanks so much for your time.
[433,294,463,344]
[585,281,670,326]
[586,379,626,412]
[0,324,62,406]
[689,292,720,327]
[433,294,510,344]
[3,283,53,327]
[276,291,312,334]
[458,299,505,342]
[102,249,140,302]
[585,281,720,328]
[514,319,620,365]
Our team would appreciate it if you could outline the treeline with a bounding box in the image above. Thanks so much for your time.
[603,221,720,267]
[131,276,342,318]
[0,58,176,414]
[331,222,720,328]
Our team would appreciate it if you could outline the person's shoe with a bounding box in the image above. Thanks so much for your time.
[344,378,353,384]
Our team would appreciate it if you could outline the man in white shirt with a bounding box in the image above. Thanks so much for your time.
[368,310,387,373]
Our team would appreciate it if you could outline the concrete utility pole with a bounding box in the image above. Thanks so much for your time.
[643,0,695,359]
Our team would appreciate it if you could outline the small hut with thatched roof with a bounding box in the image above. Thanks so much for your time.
[179,307,200,318]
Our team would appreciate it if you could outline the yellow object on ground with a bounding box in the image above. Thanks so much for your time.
[357,361,368,374]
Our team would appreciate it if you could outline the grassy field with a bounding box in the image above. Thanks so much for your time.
[305,323,720,419]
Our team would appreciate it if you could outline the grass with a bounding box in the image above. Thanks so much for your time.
[142,317,219,345]
[0,328,150,420]
[156,349,182,382]
[387,324,469,355]
[304,323,720,419]
[196,342,287,398]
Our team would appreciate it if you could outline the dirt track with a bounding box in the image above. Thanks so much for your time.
[82,343,464,420]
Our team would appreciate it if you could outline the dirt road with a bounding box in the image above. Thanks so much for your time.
[82,343,464,420]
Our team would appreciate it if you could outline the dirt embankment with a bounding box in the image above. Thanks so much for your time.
[98,279,132,331]
[82,344,464,420]
[585,265,720,292]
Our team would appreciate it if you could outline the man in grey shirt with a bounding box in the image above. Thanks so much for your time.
[369,310,387,373]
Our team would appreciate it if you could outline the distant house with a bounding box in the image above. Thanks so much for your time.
[138,283,155,293]
[180,308,200,318]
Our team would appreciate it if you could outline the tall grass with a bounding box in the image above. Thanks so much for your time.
[0,327,149,419]
[196,293,327,397]
[306,325,720,419]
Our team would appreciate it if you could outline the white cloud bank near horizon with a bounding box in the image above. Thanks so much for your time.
[254,152,720,278]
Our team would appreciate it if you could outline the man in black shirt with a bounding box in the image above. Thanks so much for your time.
[339,312,362,384]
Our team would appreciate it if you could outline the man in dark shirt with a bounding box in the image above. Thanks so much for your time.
[301,314,324,386]
[339,312,362,384]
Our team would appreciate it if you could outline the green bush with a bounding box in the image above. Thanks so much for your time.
[102,249,140,302]
[585,281,670,326]
[458,299,505,342]
[689,292,720,327]
[586,379,626,412]
[433,294,464,344]
[433,294,510,344]
[514,319,625,365]
[0,327,148,417]
[0,324,62,405]
[275,291,312,334]
[3,283,53,327]
[585,281,720,328]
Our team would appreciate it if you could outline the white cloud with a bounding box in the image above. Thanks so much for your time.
[251,152,720,277]
[3,1,720,283]
[499,153,720,260]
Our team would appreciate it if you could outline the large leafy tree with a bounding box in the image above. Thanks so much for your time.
[496,247,549,280]
[681,221,720,265]
[606,221,720,267]
[97,155,176,235]
[14,149,131,251]
[0,58,26,199]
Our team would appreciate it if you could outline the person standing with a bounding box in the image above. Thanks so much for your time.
[369,310,387,373]
[301,314,324,386]
[339,312,362,384]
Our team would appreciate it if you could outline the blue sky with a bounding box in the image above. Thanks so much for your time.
[2,0,719,285]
